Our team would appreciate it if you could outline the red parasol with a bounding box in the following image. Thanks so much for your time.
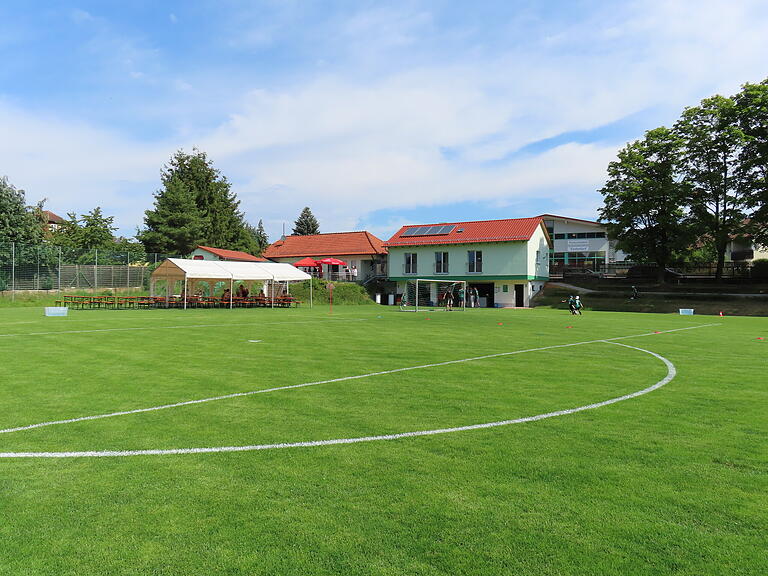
[317,257,347,266]
[293,257,320,268]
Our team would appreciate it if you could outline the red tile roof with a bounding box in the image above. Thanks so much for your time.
[42,210,65,224]
[196,246,268,262]
[263,231,387,259]
[384,217,547,247]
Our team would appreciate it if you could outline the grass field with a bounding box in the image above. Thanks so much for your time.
[0,305,766,575]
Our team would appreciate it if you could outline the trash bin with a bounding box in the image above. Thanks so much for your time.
[375,294,381,304]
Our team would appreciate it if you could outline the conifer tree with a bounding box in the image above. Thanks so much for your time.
[292,207,320,235]
[138,175,203,255]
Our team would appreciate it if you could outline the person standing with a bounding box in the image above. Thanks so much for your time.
[351,265,358,281]
[457,285,465,308]
[567,295,576,314]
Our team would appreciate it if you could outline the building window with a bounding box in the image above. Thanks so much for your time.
[405,253,417,274]
[554,233,566,239]
[435,252,449,274]
[468,250,483,273]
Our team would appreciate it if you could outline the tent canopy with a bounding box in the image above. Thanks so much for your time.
[152,258,312,282]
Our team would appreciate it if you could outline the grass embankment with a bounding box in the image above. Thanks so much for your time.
[535,282,768,316]
[290,279,375,305]
[0,289,147,308]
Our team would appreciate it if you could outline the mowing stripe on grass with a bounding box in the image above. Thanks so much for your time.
[0,324,715,446]
[0,323,713,437]
[0,318,367,338]
[0,341,676,458]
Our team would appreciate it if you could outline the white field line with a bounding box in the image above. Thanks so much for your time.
[0,341,675,458]
[0,324,716,450]
[0,318,367,338]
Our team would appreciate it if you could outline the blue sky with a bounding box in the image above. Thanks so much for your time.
[2,1,767,243]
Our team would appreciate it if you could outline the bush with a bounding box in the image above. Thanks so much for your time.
[751,259,768,279]
[290,279,374,305]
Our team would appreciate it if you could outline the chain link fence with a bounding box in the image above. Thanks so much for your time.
[0,243,177,293]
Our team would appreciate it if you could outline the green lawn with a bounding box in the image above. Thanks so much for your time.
[0,305,766,575]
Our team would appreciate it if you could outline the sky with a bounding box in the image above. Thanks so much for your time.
[1,0,767,244]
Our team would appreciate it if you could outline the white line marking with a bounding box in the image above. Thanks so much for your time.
[0,324,715,457]
[0,323,716,437]
[248,340,262,343]
[0,341,675,458]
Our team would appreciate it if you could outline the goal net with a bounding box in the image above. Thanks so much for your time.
[400,279,467,312]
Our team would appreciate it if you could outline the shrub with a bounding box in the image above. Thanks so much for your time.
[751,259,768,279]
[290,279,374,305]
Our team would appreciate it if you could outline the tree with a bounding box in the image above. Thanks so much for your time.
[599,127,692,282]
[141,148,257,253]
[138,175,203,255]
[79,207,117,250]
[675,95,750,280]
[0,175,42,244]
[50,207,116,252]
[253,219,270,252]
[735,79,768,246]
[292,207,320,236]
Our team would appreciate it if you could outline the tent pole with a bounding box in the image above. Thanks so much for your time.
[184,276,188,310]
[229,278,233,309]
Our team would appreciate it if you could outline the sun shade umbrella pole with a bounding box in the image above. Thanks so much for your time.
[229,278,233,309]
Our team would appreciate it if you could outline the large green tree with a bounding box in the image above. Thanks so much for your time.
[735,79,768,246]
[50,207,117,251]
[292,207,320,236]
[599,127,692,282]
[137,175,203,255]
[0,176,42,244]
[675,95,750,280]
[140,148,257,254]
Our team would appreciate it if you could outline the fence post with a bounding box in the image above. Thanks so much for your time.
[11,242,15,301]
[95,249,98,290]
[126,252,130,289]
[37,245,40,290]
[58,246,61,292]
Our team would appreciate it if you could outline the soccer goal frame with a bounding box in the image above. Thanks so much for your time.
[400,279,467,312]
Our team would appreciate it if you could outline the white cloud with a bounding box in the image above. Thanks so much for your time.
[2,0,768,242]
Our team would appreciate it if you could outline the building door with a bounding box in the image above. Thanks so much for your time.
[471,283,494,308]
[515,284,524,307]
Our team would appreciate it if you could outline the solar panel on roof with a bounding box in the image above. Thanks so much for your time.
[401,228,418,237]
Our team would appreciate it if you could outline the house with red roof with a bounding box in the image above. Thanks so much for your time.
[263,231,387,282]
[384,217,551,308]
[190,245,268,262]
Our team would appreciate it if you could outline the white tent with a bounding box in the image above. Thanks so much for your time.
[151,258,312,308]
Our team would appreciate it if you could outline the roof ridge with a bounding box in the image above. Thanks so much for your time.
[399,216,541,228]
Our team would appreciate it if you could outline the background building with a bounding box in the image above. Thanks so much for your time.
[538,214,626,276]
[263,231,387,282]
[384,217,550,308]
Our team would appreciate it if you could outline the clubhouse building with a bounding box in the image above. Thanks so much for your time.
[384,217,551,308]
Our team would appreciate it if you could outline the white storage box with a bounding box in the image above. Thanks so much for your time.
[44,307,69,317]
